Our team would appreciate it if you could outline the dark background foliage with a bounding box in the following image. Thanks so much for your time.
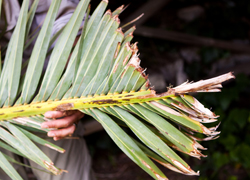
[86,0,250,180]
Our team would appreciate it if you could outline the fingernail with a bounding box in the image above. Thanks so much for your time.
[41,124,49,129]
[44,112,52,118]
[48,132,55,137]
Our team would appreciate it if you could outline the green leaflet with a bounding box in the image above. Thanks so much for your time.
[0,151,23,180]
[6,0,29,106]
[129,104,204,158]
[0,0,29,107]
[0,140,25,157]
[34,0,90,102]
[17,126,65,153]
[84,108,168,180]
[25,0,39,39]
[112,5,124,17]
[112,107,191,171]
[66,2,109,98]
[82,29,124,96]
[101,42,133,94]
[19,0,62,104]
[2,123,53,167]
[71,12,120,97]
[146,101,204,133]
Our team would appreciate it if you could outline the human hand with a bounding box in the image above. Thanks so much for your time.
[41,110,84,141]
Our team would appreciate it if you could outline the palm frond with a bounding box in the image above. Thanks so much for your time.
[0,0,234,179]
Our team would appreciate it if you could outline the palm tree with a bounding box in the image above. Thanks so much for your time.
[0,0,234,179]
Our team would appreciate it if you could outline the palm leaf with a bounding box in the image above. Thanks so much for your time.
[0,0,234,179]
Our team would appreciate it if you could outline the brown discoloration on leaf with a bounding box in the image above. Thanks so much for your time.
[113,63,118,73]
[135,90,156,99]
[123,54,130,66]
[141,160,168,180]
[120,70,126,79]
[13,110,24,113]
[151,157,185,175]
[54,103,74,111]
[113,15,120,24]
[186,132,219,141]
[0,113,4,115]
[131,42,138,55]
[128,32,134,38]
[181,144,186,148]
[172,72,235,94]
[166,155,199,175]
[135,67,148,79]
[36,106,41,108]
[145,80,151,88]
[116,27,123,36]
[122,99,131,101]
[201,123,220,136]
[127,54,140,69]
[114,42,121,59]
[45,144,65,153]
[114,4,124,11]
[43,160,66,175]
[151,101,181,116]
[125,42,132,52]
[91,99,121,105]
[105,9,112,17]
[125,95,133,97]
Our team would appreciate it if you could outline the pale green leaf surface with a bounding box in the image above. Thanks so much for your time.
[35,0,89,102]
[49,40,81,100]
[101,43,132,94]
[84,108,168,180]
[85,0,108,36]
[1,152,50,174]
[146,101,203,133]
[0,140,25,157]
[17,127,65,153]
[124,26,136,38]
[82,30,124,96]
[112,5,124,17]
[65,11,111,98]
[72,14,119,97]
[131,104,195,154]
[6,0,29,106]
[25,0,39,39]
[4,122,52,164]
[20,0,62,104]
[0,126,45,167]
[77,5,90,64]
[124,69,146,92]
[112,106,189,170]
[114,66,135,93]
[0,151,23,180]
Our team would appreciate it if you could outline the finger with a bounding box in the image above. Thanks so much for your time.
[41,115,77,129]
[44,111,65,119]
[53,137,63,141]
[41,111,84,129]
[47,125,76,138]
[73,110,85,120]
[44,110,84,119]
